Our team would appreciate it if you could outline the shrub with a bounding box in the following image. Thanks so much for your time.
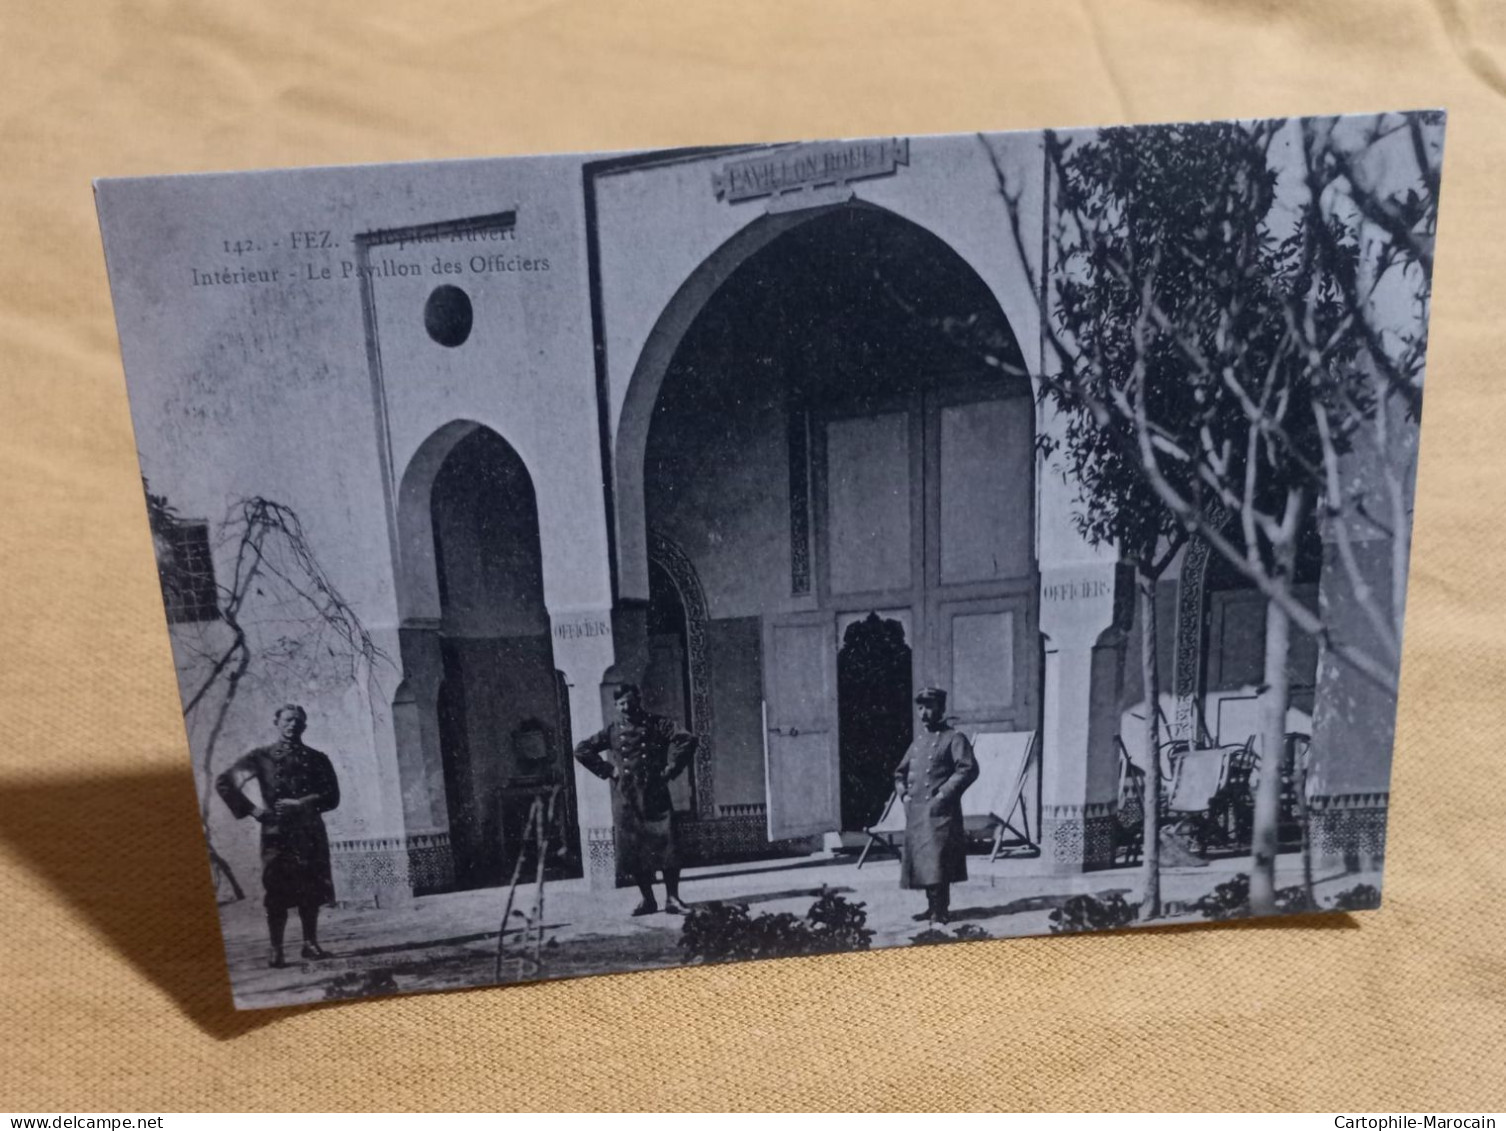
[679,888,875,964]
[1048,892,1138,934]
[803,887,878,953]
[1191,873,1252,920]
[911,923,991,946]
[322,968,400,1001]
[1190,873,1310,919]
[1274,886,1308,913]
[1329,883,1382,911]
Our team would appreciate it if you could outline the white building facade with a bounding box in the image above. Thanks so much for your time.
[100,129,1406,905]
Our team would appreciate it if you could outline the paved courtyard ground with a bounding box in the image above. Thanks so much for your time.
[217,849,1380,1009]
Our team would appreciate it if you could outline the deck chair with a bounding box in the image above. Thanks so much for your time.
[856,786,907,868]
[967,730,1040,861]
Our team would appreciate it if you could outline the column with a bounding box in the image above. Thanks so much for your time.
[550,607,627,891]
[1308,538,1398,874]
[327,621,458,906]
[1038,561,1129,873]
[1306,420,1413,876]
[390,622,455,896]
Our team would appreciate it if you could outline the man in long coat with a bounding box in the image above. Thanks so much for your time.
[894,686,979,923]
[574,683,698,916]
[216,704,341,967]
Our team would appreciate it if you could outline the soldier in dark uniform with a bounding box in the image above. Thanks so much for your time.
[573,683,698,916]
[216,704,341,968]
[894,686,979,924]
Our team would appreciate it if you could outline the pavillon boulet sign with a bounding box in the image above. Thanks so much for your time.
[712,138,910,203]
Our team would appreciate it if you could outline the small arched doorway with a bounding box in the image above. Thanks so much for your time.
[396,423,580,890]
[837,611,914,830]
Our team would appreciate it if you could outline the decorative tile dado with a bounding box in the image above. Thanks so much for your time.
[330,831,455,901]
[1309,793,1389,868]
[678,813,815,865]
[1042,808,1116,869]
[717,802,768,818]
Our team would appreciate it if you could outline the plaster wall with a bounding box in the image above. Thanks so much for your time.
[97,154,611,890]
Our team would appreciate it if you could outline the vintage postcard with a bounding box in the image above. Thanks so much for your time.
[95,111,1443,1009]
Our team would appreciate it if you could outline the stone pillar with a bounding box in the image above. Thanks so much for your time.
[393,623,451,831]
[329,621,455,905]
[549,606,622,891]
[1306,415,1413,876]
[1308,538,1399,874]
[1038,561,1128,873]
[389,621,455,895]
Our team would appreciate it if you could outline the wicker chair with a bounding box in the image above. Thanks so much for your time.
[1164,736,1256,856]
[1113,740,1146,866]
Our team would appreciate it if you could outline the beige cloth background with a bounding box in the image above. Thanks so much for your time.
[1,0,1502,1112]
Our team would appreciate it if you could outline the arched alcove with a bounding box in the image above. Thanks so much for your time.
[616,201,1039,844]
[393,421,580,889]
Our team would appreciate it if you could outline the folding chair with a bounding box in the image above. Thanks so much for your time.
[856,787,907,868]
[966,730,1040,861]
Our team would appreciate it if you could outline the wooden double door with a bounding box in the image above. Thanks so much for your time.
[763,383,1038,839]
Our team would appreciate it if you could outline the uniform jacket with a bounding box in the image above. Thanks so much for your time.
[216,740,340,910]
[894,724,979,888]
[574,712,697,874]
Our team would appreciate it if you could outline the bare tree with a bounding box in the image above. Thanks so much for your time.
[1293,112,1441,667]
[976,113,1438,913]
[146,483,392,902]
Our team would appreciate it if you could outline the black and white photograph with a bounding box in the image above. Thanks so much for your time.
[95,111,1443,1010]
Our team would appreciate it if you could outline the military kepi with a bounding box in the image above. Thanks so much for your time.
[915,686,947,706]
